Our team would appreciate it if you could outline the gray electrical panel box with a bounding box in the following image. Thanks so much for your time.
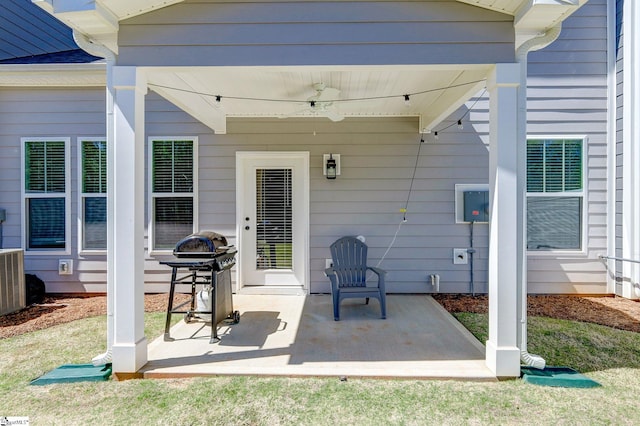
[463,191,489,222]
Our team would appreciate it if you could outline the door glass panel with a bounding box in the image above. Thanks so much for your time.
[256,168,292,269]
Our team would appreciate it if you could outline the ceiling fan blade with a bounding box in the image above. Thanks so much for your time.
[324,108,345,122]
[315,87,340,102]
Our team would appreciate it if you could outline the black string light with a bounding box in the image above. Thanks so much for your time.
[429,88,487,141]
[147,81,487,139]
[147,79,485,107]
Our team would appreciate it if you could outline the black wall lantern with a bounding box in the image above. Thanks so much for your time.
[323,153,341,180]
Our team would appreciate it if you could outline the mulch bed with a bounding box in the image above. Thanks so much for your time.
[432,294,640,333]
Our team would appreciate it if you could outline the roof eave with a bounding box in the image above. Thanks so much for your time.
[514,0,589,50]
[0,62,106,87]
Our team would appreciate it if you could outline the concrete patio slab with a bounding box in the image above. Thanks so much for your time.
[142,294,496,381]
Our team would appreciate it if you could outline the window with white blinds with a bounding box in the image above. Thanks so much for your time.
[150,139,196,250]
[256,168,293,269]
[526,138,584,251]
[23,139,69,251]
[80,139,107,250]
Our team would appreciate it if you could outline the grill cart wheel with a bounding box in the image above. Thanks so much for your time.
[233,310,240,324]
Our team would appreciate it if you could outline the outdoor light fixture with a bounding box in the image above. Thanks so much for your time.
[404,94,411,107]
[323,154,340,179]
[457,119,464,130]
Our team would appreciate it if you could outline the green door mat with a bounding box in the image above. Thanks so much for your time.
[521,366,601,388]
[30,363,112,385]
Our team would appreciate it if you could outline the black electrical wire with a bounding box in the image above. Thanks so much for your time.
[402,134,425,221]
[146,79,486,105]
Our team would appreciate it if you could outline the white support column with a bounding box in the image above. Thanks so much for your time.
[486,63,522,378]
[621,0,640,299]
[110,66,148,373]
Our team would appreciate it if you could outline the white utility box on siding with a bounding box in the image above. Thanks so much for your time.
[0,249,25,316]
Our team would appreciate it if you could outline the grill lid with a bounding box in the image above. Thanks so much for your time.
[174,231,229,257]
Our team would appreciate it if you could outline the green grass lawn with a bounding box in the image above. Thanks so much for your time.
[1,311,640,425]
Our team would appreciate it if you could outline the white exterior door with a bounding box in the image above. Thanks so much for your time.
[236,152,309,293]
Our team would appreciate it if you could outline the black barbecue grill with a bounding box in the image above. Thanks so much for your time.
[160,231,239,343]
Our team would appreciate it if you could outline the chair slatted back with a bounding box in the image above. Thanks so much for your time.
[330,237,368,288]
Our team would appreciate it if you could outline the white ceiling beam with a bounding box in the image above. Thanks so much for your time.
[151,86,227,134]
[419,80,487,133]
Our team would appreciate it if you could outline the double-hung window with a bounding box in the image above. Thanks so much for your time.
[149,138,197,251]
[79,138,107,251]
[526,138,584,251]
[22,138,70,252]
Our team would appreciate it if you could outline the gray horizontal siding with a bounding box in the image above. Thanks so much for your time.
[1,81,608,295]
[0,87,106,293]
[117,0,514,66]
[222,116,490,294]
[524,0,609,294]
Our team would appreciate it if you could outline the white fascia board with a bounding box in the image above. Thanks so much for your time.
[454,1,522,15]
[0,63,106,87]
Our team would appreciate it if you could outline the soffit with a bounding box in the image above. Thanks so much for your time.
[144,65,490,134]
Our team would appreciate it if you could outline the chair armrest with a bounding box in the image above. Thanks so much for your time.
[367,266,386,277]
[367,267,386,293]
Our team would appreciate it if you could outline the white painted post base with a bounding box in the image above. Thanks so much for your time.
[112,338,148,373]
[485,341,521,379]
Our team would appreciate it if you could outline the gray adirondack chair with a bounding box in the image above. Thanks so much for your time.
[325,236,387,321]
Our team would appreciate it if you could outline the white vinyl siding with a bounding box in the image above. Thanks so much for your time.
[79,138,107,252]
[21,138,70,254]
[149,137,197,251]
[527,138,585,252]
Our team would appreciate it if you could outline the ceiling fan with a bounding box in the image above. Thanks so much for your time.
[281,83,345,122]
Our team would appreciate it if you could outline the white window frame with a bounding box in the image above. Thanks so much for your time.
[78,137,107,254]
[147,136,198,255]
[526,135,587,255]
[21,137,71,255]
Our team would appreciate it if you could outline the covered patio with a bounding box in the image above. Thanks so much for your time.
[142,294,494,380]
[34,0,588,379]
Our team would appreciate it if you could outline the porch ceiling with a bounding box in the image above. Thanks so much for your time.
[145,65,490,134]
